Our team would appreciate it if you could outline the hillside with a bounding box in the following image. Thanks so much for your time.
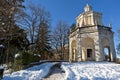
[2,61,120,80]
[62,62,120,80]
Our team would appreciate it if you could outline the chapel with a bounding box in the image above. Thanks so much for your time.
[69,4,116,61]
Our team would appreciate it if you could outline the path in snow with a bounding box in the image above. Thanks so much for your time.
[42,62,65,80]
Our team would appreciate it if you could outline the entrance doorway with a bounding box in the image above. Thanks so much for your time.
[81,37,95,61]
[87,49,92,59]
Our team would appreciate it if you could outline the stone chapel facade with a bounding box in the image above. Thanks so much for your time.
[69,4,116,62]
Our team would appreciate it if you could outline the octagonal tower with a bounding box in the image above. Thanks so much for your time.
[69,4,116,62]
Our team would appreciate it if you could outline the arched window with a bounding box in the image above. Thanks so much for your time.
[104,47,110,61]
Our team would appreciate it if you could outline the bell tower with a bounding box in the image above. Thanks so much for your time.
[84,4,92,12]
[76,4,103,27]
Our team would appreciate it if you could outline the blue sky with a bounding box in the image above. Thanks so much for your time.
[25,0,120,47]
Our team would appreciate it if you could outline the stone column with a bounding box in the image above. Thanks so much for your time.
[94,36,103,61]
[110,34,116,61]
[77,32,82,61]
[69,38,72,62]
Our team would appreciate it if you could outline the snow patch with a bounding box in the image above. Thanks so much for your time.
[0,66,4,70]
[0,44,4,48]
[3,62,55,80]
[15,54,20,58]
[61,62,120,80]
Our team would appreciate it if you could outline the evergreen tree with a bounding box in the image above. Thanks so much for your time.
[36,22,51,60]
[70,23,76,31]
[0,0,25,64]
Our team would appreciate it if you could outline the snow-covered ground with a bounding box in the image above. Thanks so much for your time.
[61,62,120,80]
[2,61,120,80]
[0,66,4,69]
[2,62,55,80]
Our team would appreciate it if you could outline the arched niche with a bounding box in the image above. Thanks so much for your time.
[81,37,95,61]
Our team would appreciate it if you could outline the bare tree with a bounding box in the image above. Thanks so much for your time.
[52,21,69,60]
[15,2,51,51]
